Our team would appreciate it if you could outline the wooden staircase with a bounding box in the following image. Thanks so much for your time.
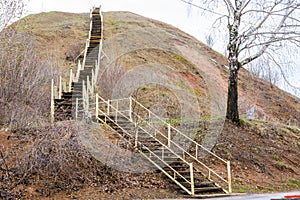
[51,7,102,121]
[94,97,232,197]
[50,6,232,198]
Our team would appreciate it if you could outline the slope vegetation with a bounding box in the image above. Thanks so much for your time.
[0,11,299,199]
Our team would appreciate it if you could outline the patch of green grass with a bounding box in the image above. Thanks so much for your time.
[236,185,258,193]
[240,118,262,125]
[266,187,275,191]
[275,161,288,170]
[250,147,259,153]
[172,54,190,64]
[287,183,298,187]
[199,116,224,121]
[166,118,196,124]
[174,80,188,89]
[289,179,300,187]
[273,153,279,161]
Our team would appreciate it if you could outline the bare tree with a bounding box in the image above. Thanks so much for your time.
[181,0,300,123]
[205,33,215,48]
[0,0,26,31]
[248,59,281,88]
[0,0,56,130]
[0,27,55,130]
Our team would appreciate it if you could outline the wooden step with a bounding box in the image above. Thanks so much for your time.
[194,186,223,193]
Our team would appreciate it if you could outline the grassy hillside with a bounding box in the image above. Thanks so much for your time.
[15,11,299,125]
[0,11,299,199]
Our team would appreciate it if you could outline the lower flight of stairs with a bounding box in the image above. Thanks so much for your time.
[97,114,227,197]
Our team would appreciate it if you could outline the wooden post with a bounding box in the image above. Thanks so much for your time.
[82,39,89,69]
[59,76,62,99]
[167,124,171,147]
[82,80,85,111]
[190,163,195,195]
[75,98,78,120]
[77,60,81,82]
[135,123,138,147]
[227,161,232,193]
[50,79,54,123]
[95,93,99,118]
[92,69,95,86]
[129,97,132,122]
[107,100,110,115]
[94,60,98,81]
[86,85,89,112]
[69,69,73,92]
[115,100,118,122]
[87,75,90,95]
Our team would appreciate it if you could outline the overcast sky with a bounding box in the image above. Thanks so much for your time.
[25,0,211,41]
[25,0,299,96]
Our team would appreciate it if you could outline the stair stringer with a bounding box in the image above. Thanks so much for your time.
[95,95,232,196]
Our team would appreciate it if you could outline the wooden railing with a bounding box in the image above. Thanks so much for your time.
[50,6,232,195]
[95,95,196,195]
[50,6,103,122]
[131,97,232,193]
[94,95,232,195]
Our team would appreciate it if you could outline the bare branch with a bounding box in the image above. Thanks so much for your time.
[179,0,224,16]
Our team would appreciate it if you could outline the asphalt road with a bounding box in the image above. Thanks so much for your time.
[161,191,300,200]
[201,191,300,200]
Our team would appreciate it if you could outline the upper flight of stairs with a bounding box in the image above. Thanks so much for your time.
[50,6,232,198]
[51,7,102,121]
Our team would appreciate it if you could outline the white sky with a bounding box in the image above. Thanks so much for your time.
[25,0,299,97]
[25,0,213,46]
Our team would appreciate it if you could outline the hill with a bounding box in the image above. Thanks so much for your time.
[17,11,299,124]
[0,11,299,199]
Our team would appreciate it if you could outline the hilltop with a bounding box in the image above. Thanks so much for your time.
[16,11,299,124]
[0,11,299,199]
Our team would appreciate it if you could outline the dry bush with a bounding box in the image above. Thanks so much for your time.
[0,123,168,198]
[0,27,55,131]
[13,123,109,196]
[65,42,84,62]
[0,0,26,30]
[98,60,126,99]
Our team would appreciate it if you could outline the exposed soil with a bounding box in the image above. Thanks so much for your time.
[1,10,299,199]
[215,121,300,193]
[0,128,179,199]
[1,120,299,199]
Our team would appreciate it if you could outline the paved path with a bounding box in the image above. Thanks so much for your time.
[161,191,300,200]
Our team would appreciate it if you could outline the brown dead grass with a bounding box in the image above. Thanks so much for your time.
[215,121,300,193]
[1,10,299,199]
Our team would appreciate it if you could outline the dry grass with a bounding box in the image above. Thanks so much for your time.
[0,10,299,199]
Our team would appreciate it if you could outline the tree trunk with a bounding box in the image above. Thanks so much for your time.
[226,61,239,123]
[226,2,242,124]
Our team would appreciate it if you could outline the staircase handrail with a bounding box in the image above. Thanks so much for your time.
[95,6,103,82]
[131,97,227,163]
[96,95,196,195]
[130,96,231,192]
[131,107,229,186]
[96,96,231,193]
[82,39,89,69]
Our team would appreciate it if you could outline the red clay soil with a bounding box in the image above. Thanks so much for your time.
[1,119,299,199]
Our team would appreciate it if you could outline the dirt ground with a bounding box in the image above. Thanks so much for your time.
[0,120,299,199]
[1,10,299,200]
